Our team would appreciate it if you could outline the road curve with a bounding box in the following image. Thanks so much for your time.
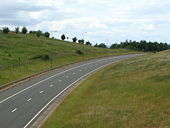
[0,54,143,128]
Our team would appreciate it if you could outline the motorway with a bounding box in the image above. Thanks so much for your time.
[0,54,143,128]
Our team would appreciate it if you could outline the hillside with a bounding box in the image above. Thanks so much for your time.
[0,31,138,85]
[42,50,170,128]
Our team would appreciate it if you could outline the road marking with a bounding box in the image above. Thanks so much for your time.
[23,61,119,128]
[27,98,32,102]
[40,91,44,94]
[79,70,82,71]
[11,108,17,113]
[50,85,54,87]
[59,80,62,82]
[73,73,76,75]
[66,76,69,78]
[0,54,143,104]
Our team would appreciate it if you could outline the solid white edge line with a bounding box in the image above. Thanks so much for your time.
[0,57,117,104]
[23,61,115,128]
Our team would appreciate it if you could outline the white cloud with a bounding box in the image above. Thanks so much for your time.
[0,0,170,44]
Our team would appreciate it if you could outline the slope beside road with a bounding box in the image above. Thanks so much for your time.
[42,50,170,128]
[0,54,143,128]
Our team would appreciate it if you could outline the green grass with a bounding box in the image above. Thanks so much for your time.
[0,31,138,85]
[42,50,170,128]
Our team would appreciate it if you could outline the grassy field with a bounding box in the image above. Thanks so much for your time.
[0,31,138,85]
[42,50,170,128]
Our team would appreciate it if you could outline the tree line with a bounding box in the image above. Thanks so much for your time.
[1,26,92,46]
[2,26,50,38]
[1,26,170,52]
[110,40,170,52]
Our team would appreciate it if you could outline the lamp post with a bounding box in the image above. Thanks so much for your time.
[51,30,58,39]
[106,32,110,56]
[50,30,57,69]
[83,32,88,44]
[82,32,88,60]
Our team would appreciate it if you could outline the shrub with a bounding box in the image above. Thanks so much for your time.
[76,50,84,55]
[8,54,11,57]
[30,55,42,60]
[30,54,50,61]
[42,54,50,60]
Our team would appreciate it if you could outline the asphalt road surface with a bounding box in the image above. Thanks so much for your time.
[0,54,143,128]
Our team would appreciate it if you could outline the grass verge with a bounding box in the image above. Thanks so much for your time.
[0,31,139,85]
[42,50,170,128]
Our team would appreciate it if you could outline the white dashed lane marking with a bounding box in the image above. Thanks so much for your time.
[50,85,54,87]
[59,80,62,82]
[40,91,44,94]
[11,108,17,113]
[27,98,32,102]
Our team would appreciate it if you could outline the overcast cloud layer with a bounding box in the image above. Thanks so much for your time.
[0,0,170,44]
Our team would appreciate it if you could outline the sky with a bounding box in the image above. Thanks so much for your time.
[0,0,170,45]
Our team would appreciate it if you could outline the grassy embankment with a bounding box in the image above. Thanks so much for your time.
[42,50,170,128]
[0,31,138,85]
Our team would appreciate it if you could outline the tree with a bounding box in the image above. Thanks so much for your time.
[44,32,50,38]
[110,44,118,49]
[110,40,170,52]
[36,30,42,38]
[97,43,107,48]
[72,37,77,43]
[61,34,66,40]
[15,27,19,34]
[94,43,98,47]
[78,39,84,44]
[81,39,84,44]
[86,41,92,46]
[22,27,28,34]
[78,40,81,44]
[2,27,10,34]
